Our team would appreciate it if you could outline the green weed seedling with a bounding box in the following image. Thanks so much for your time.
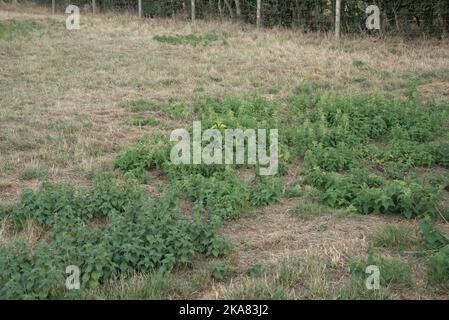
[210,261,232,281]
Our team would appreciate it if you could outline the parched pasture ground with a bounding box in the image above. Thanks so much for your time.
[1,4,449,299]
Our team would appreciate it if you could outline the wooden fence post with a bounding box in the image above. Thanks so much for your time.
[218,0,223,18]
[335,0,341,39]
[92,0,96,15]
[52,0,55,15]
[138,0,142,18]
[235,0,241,19]
[191,0,196,22]
[256,0,261,29]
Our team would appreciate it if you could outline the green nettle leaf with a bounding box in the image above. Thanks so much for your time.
[420,217,449,250]
[420,218,449,288]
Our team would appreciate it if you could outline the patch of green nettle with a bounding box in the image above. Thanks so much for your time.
[1,88,449,298]
[0,173,232,299]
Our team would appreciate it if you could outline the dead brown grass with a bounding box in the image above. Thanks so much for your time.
[215,202,446,299]
[225,198,400,269]
[419,81,449,102]
[0,218,47,248]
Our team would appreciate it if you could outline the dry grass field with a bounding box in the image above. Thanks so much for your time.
[1,3,449,300]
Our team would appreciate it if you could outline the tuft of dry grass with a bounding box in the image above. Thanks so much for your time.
[224,198,384,271]
[0,218,46,248]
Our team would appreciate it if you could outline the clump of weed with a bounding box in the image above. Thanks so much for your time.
[173,170,250,222]
[20,165,49,181]
[0,19,42,40]
[247,261,263,277]
[114,133,170,182]
[337,278,393,300]
[122,99,153,112]
[153,33,224,46]
[427,246,449,290]
[284,185,302,198]
[210,261,232,281]
[0,173,232,298]
[250,177,283,206]
[352,76,367,84]
[304,167,443,219]
[353,59,365,67]
[419,217,449,290]
[127,117,159,127]
[371,225,416,251]
[350,251,412,288]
